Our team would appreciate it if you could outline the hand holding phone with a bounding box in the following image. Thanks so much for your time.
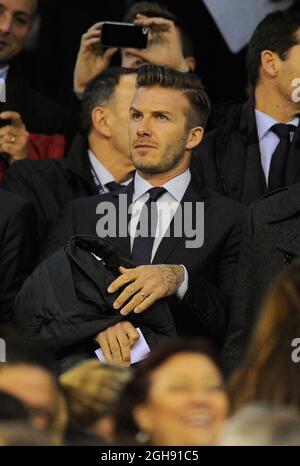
[101,22,148,49]
[74,22,119,94]
[130,14,189,71]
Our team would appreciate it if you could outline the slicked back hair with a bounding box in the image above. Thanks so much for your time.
[80,67,137,134]
[136,65,211,129]
[247,11,300,89]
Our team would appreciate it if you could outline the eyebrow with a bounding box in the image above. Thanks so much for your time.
[129,106,142,113]
[130,106,173,116]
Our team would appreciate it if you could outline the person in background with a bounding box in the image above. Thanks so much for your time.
[74,1,195,96]
[0,326,68,443]
[0,189,37,322]
[60,360,131,445]
[114,339,229,446]
[0,422,55,445]
[219,404,300,446]
[227,259,300,410]
[0,0,77,179]
[3,67,137,242]
[193,10,300,205]
[223,180,300,373]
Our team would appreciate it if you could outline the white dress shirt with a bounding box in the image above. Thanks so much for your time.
[129,170,191,300]
[88,150,132,191]
[0,65,9,81]
[255,109,299,184]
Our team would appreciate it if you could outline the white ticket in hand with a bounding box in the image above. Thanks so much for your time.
[95,328,150,365]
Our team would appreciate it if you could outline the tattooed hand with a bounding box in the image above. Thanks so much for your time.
[107,265,185,316]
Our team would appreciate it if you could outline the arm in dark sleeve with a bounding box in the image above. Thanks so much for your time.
[222,206,256,375]
[183,207,246,341]
[40,201,75,261]
[0,201,38,321]
[3,162,41,216]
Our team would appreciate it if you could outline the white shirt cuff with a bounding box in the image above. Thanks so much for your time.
[176,265,189,300]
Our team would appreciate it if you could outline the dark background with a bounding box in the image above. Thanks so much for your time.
[23,0,300,109]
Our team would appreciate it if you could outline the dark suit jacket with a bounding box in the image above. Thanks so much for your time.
[3,133,98,241]
[192,100,300,205]
[43,177,246,345]
[223,183,300,373]
[0,189,38,321]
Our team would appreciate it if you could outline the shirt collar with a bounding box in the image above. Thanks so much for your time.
[133,169,191,203]
[88,150,115,187]
[255,109,299,141]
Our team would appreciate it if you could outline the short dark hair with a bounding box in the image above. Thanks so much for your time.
[136,65,211,129]
[123,1,194,57]
[247,11,300,88]
[114,339,222,445]
[0,391,29,423]
[80,67,137,134]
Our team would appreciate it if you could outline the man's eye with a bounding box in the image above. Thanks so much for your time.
[157,114,167,121]
[131,113,142,120]
[14,16,29,26]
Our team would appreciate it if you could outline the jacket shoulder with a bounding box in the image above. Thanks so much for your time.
[248,184,300,223]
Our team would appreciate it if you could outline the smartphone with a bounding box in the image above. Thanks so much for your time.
[0,118,11,128]
[101,21,148,49]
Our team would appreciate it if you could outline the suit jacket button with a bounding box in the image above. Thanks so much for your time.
[284,254,293,264]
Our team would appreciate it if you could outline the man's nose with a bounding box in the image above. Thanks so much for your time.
[0,11,13,34]
[136,122,152,137]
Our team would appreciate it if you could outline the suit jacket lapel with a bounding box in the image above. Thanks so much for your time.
[110,182,134,259]
[284,122,300,185]
[152,179,210,264]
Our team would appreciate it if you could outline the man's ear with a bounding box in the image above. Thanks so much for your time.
[261,50,280,79]
[91,107,112,138]
[185,56,196,72]
[186,126,204,151]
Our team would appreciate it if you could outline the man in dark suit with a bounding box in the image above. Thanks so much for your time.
[223,182,300,374]
[0,189,38,321]
[43,65,246,366]
[192,10,300,205]
[3,68,137,242]
[0,0,76,177]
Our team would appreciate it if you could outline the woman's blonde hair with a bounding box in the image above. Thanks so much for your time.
[60,360,131,429]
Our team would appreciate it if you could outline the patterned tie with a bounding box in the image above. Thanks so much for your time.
[131,187,167,265]
[268,123,296,191]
